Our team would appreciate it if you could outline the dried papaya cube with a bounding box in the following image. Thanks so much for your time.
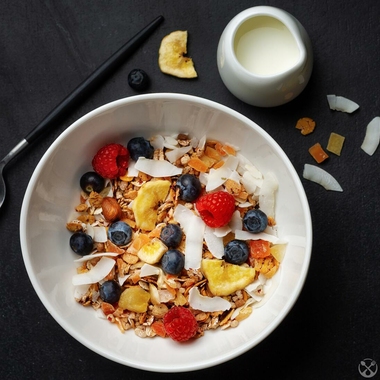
[326,132,345,156]
[309,143,329,163]
[296,117,316,135]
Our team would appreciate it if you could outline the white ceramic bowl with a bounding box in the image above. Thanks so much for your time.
[20,93,312,372]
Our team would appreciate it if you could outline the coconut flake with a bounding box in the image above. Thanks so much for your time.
[303,164,343,191]
[165,145,192,163]
[188,287,231,312]
[127,159,139,177]
[206,155,239,191]
[150,135,165,150]
[72,256,115,286]
[73,284,90,299]
[327,94,359,113]
[197,135,207,150]
[173,204,205,269]
[259,172,278,218]
[229,210,242,232]
[204,226,224,259]
[163,135,179,149]
[74,252,119,263]
[135,157,182,177]
[92,226,108,242]
[361,116,380,156]
[234,229,280,244]
[140,263,161,277]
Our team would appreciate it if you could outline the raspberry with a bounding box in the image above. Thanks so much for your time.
[92,143,129,179]
[163,306,198,342]
[195,191,236,228]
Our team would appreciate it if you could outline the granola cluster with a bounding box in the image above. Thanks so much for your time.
[67,134,281,339]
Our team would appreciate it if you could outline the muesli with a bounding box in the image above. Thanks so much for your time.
[66,133,286,341]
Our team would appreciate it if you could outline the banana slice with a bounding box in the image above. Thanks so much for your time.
[132,179,171,231]
[201,259,256,296]
[158,30,197,78]
[137,238,168,264]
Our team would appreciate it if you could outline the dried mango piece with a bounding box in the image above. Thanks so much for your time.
[296,117,316,135]
[309,143,329,163]
[188,156,208,172]
[326,132,345,156]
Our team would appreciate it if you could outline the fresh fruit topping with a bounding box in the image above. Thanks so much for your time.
[137,237,167,264]
[79,171,105,194]
[99,280,122,304]
[176,174,202,202]
[224,239,249,265]
[132,180,171,231]
[243,209,268,233]
[69,232,93,255]
[195,191,235,228]
[127,136,154,162]
[107,221,133,246]
[92,143,129,179]
[127,68,150,91]
[158,30,198,78]
[118,286,150,313]
[101,197,122,222]
[201,259,256,296]
[161,249,185,275]
[160,223,183,248]
[163,306,198,342]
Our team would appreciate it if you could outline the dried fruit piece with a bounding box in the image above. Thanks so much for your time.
[137,237,168,264]
[132,180,171,231]
[326,132,345,156]
[118,286,150,313]
[201,259,256,296]
[158,30,197,78]
[308,143,329,163]
[295,117,316,135]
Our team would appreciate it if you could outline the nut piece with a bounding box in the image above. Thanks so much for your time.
[158,30,197,78]
[102,197,122,222]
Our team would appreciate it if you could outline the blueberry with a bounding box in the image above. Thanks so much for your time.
[80,171,105,194]
[160,224,183,248]
[224,239,249,265]
[176,174,202,202]
[108,221,132,246]
[128,69,150,91]
[243,209,268,233]
[99,280,122,304]
[127,137,154,161]
[161,249,185,275]
[69,232,93,256]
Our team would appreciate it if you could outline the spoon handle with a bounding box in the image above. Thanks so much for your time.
[3,15,164,163]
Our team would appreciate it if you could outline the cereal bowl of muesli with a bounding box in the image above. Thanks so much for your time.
[20,93,312,372]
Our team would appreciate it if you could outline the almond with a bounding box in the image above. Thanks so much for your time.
[102,197,122,222]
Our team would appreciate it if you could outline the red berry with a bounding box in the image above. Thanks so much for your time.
[195,191,236,228]
[163,306,198,342]
[92,143,129,179]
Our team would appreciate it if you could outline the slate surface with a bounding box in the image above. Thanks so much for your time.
[1,1,379,379]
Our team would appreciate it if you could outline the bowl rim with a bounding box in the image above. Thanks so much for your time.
[19,92,313,372]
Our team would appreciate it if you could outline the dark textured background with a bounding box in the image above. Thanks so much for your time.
[1,1,379,379]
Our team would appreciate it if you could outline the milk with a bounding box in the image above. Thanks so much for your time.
[235,16,300,76]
